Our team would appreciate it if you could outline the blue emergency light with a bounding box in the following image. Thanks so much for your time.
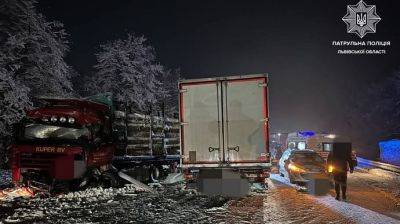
[298,131,315,138]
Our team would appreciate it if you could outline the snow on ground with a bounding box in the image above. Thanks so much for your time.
[0,184,230,224]
[270,172,400,223]
[161,173,184,185]
[267,175,354,223]
[353,167,400,195]
[1,168,399,223]
[315,195,399,224]
[0,177,356,224]
[345,168,400,220]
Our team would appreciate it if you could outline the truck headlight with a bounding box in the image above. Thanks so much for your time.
[68,117,75,124]
[50,116,57,122]
[59,117,67,123]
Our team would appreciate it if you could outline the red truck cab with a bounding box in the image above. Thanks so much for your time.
[11,98,115,189]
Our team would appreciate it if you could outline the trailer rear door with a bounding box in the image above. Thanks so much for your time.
[180,81,222,164]
[224,77,268,164]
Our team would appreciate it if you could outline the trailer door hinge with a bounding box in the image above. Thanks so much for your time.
[180,89,188,93]
[258,82,268,87]
[180,122,188,126]
[260,118,269,122]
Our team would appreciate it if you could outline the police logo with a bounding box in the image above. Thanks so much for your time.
[356,12,367,27]
[342,0,381,38]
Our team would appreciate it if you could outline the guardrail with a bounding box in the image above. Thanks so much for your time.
[357,157,400,174]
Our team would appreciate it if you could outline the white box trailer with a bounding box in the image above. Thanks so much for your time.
[179,74,271,189]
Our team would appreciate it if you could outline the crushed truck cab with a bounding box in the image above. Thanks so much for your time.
[11,98,115,189]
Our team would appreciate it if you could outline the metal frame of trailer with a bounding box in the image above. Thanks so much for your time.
[112,155,180,169]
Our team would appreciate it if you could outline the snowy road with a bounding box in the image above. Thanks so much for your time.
[0,168,399,223]
[213,167,400,224]
[267,171,400,224]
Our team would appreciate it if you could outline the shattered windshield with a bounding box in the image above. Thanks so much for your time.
[23,124,90,141]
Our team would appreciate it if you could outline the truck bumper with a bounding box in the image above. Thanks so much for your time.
[183,165,271,183]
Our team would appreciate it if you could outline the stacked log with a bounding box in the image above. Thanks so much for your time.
[114,111,180,157]
[113,110,128,156]
[126,113,152,156]
[164,117,180,155]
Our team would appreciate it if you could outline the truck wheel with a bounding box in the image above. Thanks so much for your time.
[101,171,119,188]
[150,167,160,182]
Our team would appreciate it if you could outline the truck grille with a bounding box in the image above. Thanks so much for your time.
[20,153,58,169]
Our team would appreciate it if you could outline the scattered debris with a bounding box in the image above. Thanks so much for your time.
[0,187,34,201]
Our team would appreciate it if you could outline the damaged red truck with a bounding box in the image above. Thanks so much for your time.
[10,98,117,189]
[10,97,180,191]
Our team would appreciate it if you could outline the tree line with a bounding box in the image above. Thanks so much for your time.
[344,70,400,159]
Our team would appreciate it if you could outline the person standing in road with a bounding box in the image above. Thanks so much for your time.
[327,146,356,201]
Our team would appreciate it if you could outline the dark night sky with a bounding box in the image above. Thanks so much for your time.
[37,0,400,134]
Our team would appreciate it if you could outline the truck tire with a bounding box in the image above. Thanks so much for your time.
[101,171,120,188]
[149,166,160,182]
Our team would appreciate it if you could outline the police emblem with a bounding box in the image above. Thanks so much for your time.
[342,0,381,38]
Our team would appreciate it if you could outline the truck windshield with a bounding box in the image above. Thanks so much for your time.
[23,124,90,141]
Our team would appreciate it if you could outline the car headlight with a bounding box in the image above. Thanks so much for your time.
[59,117,67,123]
[288,163,306,173]
[68,117,75,124]
[328,165,334,173]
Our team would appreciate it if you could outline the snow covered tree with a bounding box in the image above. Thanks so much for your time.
[0,69,31,137]
[157,69,181,117]
[68,67,85,97]
[0,0,73,97]
[90,34,163,113]
[0,68,31,166]
[0,0,75,165]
